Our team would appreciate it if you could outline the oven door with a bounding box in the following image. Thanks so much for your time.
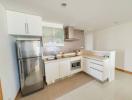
[71,60,81,70]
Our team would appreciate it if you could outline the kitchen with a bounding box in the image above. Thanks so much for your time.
[4,10,115,99]
[0,0,132,100]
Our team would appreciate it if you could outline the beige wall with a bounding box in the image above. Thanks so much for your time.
[84,31,93,50]
[93,22,132,68]
[0,4,19,100]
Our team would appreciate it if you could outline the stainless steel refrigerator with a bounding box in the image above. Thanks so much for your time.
[16,39,44,96]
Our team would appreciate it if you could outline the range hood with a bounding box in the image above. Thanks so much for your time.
[64,26,79,41]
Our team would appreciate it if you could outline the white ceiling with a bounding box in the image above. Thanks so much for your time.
[0,0,132,31]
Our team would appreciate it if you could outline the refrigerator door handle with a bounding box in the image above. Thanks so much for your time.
[41,60,44,77]
[18,60,25,89]
[19,60,24,79]
[18,47,22,59]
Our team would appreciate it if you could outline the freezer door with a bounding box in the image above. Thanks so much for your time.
[19,57,44,95]
[17,40,42,58]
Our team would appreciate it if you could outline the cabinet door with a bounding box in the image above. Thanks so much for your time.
[7,11,26,35]
[26,15,42,35]
[43,27,54,46]
[53,28,64,46]
[83,58,90,73]
[45,62,59,84]
[82,58,87,72]
[43,27,64,46]
[59,59,71,78]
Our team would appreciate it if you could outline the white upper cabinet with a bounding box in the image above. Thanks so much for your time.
[7,11,26,35]
[26,15,42,35]
[42,22,64,46]
[6,10,42,36]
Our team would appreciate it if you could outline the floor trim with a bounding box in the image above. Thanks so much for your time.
[116,67,132,74]
[0,80,3,100]
[15,89,20,100]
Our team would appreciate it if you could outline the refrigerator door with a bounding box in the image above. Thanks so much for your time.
[17,40,42,59]
[18,57,44,95]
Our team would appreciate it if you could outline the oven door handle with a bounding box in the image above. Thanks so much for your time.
[71,60,81,63]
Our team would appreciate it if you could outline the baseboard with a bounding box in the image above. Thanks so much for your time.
[0,80,3,100]
[15,89,20,100]
[116,67,132,74]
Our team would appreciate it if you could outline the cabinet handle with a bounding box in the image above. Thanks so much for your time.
[27,23,29,34]
[25,23,27,33]
[25,23,29,34]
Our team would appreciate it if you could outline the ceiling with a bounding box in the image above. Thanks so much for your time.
[0,0,132,31]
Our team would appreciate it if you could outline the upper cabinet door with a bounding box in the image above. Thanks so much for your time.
[53,28,64,46]
[7,10,26,35]
[7,10,42,36]
[43,27,64,46]
[42,27,54,46]
[26,15,42,35]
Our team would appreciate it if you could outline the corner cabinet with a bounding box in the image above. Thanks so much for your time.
[83,57,109,81]
[42,26,64,46]
[6,10,42,36]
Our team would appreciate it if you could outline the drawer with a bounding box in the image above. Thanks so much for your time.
[88,59,104,65]
[88,67,103,81]
[89,62,103,71]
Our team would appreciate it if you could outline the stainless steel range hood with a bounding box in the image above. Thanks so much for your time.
[64,26,79,41]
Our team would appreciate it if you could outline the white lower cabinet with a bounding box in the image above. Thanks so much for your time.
[45,59,71,85]
[45,61,60,84]
[82,58,89,73]
[83,57,108,81]
[88,67,104,81]
[59,59,71,78]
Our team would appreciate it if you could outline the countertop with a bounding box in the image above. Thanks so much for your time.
[43,56,82,63]
[43,55,109,63]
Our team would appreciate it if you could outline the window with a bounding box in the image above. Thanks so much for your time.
[42,27,64,46]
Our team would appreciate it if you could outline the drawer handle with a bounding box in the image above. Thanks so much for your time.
[84,57,104,62]
[90,62,103,66]
[89,67,103,72]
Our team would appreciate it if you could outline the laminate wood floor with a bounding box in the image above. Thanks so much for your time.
[17,72,93,100]
[56,71,132,100]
